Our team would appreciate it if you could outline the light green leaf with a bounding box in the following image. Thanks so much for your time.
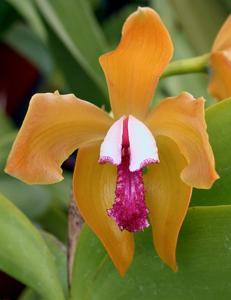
[71,205,231,299]
[0,131,16,170]
[19,231,68,300]
[192,98,231,205]
[19,288,40,300]
[42,231,68,297]
[0,176,51,219]
[170,0,227,53]
[35,0,108,97]
[0,193,65,300]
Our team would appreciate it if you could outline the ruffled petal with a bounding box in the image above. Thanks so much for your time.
[99,7,173,119]
[73,142,134,276]
[144,136,192,271]
[145,92,219,189]
[209,51,231,100]
[212,15,231,52]
[5,92,113,184]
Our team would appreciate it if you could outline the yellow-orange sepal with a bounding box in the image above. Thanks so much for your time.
[146,92,219,189]
[144,136,192,271]
[5,92,113,184]
[212,15,231,52]
[100,7,173,120]
[73,142,134,276]
[209,51,231,100]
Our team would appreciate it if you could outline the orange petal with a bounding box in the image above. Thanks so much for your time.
[212,15,231,52]
[5,92,113,184]
[99,7,173,120]
[145,92,219,189]
[73,142,134,276]
[144,136,192,271]
[209,51,231,100]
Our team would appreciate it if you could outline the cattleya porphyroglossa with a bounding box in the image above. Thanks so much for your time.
[5,7,219,275]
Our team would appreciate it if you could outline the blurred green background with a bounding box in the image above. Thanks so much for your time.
[0,0,231,299]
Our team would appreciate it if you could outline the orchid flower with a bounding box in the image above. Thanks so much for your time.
[5,7,218,276]
[209,15,231,100]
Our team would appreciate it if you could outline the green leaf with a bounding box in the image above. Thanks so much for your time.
[0,131,17,170]
[35,0,108,99]
[4,23,53,76]
[45,24,109,107]
[153,0,215,106]
[71,205,231,299]
[0,110,16,170]
[170,0,228,54]
[0,109,14,135]
[42,231,68,297]
[0,1,20,37]
[49,171,72,207]
[38,205,68,243]
[19,288,41,300]
[0,176,51,219]
[19,231,68,300]
[192,98,231,206]
[0,193,65,300]
[221,0,231,10]
[102,4,137,48]
[6,0,46,41]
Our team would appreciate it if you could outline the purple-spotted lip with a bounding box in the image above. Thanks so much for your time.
[98,115,160,232]
[105,144,151,233]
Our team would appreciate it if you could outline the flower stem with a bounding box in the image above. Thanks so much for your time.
[162,53,210,78]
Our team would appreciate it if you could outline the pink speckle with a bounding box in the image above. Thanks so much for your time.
[107,147,149,232]
[98,156,115,165]
[140,158,160,169]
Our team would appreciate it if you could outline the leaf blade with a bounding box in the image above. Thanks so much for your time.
[35,0,108,97]
[71,205,231,299]
[192,98,231,205]
[0,193,65,300]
